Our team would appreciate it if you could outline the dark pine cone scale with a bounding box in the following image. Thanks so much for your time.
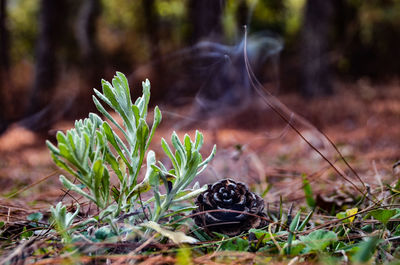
[192,179,268,236]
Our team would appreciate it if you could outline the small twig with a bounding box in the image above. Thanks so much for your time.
[113,234,157,265]
[210,237,225,258]
[297,203,400,236]
[6,170,60,199]
[58,177,79,202]
[0,237,35,265]
[268,223,282,253]
[386,235,400,242]
[138,190,149,221]
[171,208,273,227]
[59,189,81,205]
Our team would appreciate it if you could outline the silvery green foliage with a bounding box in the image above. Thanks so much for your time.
[47,114,110,209]
[50,202,80,233]
[46,72,216,236]
[49,202,80,242]
[149,131,216,222]
[50,202,96,242]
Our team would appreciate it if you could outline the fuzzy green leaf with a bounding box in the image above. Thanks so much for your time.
[369,209,397,226]
[299,230,338,252]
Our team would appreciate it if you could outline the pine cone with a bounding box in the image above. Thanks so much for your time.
[192,179,268,236]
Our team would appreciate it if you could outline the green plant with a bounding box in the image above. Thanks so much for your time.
[149,131,216,223]
[302,174,316,209]
[47,72,216,237]
[47,115,110,210]
[50,202,80,242]
[299,230,338,253]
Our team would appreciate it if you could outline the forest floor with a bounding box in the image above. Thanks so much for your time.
[0,80,399,221]
[0,80,399,264]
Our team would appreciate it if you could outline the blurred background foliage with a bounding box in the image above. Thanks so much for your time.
[7,0,400,72]
[1,0,400,133]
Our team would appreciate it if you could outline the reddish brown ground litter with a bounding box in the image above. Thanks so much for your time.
[0,81,399,220]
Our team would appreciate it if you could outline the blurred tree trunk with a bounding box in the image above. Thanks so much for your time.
[74,0,103,115]
[76,0,102,76]
[0,0,9,133]
[0,0,9,71]
[300,0,334,98]
[141,0,166,102]
[142,0,160,60]
[188,0,226,43]
[178,0,226,100]
[27,0,68,118]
